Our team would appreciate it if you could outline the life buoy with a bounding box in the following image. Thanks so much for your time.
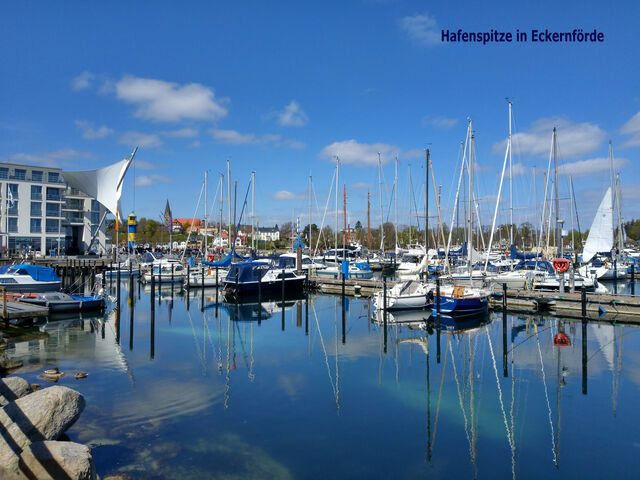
[208,253,214,261]
[553,333,571,347]
[552,258,570,273]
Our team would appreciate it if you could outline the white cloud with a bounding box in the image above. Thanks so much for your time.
[135,174,172,187]
[133,160,158,170]
[119,131,163,148]
[71,71,94,91]
[493,117,606,158]
[211,128,303,149]
[557,156,629,177]
[399,12,440,46]
[350,182,372,190]
[115,75,228,122]
[318,139,421,167]
[276,100,308,127]
[271,190,304,201]
[189,140,201,148]
[620,112,640,148]
[510,162,533,177]
[75,120,113,139]
[424,116,458,129]
[283,139,307,149]
[161,128,199,138]
[1,149,94,168]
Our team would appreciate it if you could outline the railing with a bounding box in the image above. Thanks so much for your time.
[46,194,61,201]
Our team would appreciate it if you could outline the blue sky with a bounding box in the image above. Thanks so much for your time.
[2,0,639,233]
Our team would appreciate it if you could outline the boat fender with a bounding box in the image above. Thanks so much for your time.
[552,258,570,273]
[553,333,571,347]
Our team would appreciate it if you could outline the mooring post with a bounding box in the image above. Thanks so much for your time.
[631,265,635,296]
[186,264,190,289]
[383,277,387,353]
[581,287,587,317]
[258,267,262,304]
[502,285,508,377]
[305,293,309,336]
[116,269,121,307]
[2,287,7,326]
[129,287,134,351]
[578,314,587,397]
[150,273,155,314]
[201,264,205,292]
[150,296,155,360]
[436,277,441,364]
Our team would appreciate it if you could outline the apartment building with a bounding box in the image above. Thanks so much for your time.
[0,163,109,255]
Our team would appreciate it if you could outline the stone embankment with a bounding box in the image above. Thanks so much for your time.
[0,377,96,480]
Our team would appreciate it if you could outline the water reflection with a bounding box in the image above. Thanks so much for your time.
[3,284,640,479]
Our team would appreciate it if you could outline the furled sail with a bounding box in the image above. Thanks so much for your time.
[62,149,136,221]
[582,187,613,263]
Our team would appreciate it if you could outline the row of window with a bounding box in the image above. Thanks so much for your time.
[0,167,60,183]
[6,218,59,233]
[2,184,61,201]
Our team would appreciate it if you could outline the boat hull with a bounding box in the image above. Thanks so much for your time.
[432,295,488,317]
[0,281,62,293]
[223,277,306,300]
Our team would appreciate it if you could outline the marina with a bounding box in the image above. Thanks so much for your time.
[2,277,640,479]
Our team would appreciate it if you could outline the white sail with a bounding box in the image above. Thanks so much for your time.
[582,187,613,263]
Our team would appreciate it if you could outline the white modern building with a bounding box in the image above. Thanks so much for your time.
[0,163,110,256]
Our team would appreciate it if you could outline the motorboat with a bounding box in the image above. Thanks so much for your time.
[373,280,433,311]
[223,262,306,299]
[314,261,373,279]
[142,259,186,283]
[185,265,229,287]
[274,253,326,272]
[0,264,61,293]
[19,292,105,312]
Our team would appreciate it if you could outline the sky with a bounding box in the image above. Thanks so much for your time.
[1,0,639,235]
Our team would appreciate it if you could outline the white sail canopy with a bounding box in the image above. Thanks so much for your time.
[62,151,135,221]
[582,187,613,263]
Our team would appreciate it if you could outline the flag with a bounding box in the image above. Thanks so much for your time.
[115,208,118,232]
[7,188,14,207]
[164,199,172,233]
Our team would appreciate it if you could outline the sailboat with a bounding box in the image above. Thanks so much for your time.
[578,186,626,280]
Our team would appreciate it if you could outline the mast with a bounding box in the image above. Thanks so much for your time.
[204,170,208,256]
[508,101,514,247]
[533,165,537,249]
[554,128,560,256]
[367,190,371,250]
[616,173,623,252]
[408,164,413,245]
[335,156,339,258]
[569,175,575,255]
[251,171,255,252]
[425,149,429,251]
[468,121,474,275]
[377,152,384,250]
[219,173,224,252]
[226,160,231,251]
[367,191,371,250]
[343,184,347,253]
[394,155,398,250]
[309,175,312,255]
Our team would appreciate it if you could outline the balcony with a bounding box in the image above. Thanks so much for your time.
[67,213,84,225]
[46,194,63,202]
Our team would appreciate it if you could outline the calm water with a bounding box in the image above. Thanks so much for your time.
[5,279,640,479]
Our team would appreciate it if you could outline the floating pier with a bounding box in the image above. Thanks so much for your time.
[312,277,640,321]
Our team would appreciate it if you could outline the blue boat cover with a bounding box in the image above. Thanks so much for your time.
[225,262,270,283]
[8,264,60,282]
[514,260,554,274]
[203,249,250,267]
[292,235,305,250]
[0,265,9,274]
[510,245,542,260]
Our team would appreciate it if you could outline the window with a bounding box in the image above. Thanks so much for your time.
[45,219,59,233]
[30,218,41,233]
[91,200,100,212]
[8,218,17,233]
[0,168,7,179]
[31,170,43,182]
[7,183,18,199]
[90,224,98,235]
[31,185,42,200]
[46,203,60,217]
[46,188,60,201]
[90,212,99,224]
[14,169,26,180]
[7,201,18,216]
[48,172,60,183]
[30,202,41,216]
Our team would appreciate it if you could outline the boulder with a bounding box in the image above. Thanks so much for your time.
[0,377,33,406]
[18,441,96,480]
[0,386,85,466]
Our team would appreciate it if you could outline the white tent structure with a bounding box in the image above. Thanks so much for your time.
[62,148,136,250]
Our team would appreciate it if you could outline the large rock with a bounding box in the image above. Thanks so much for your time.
[18,441,96,480]
[0,386,85,466]
[0,377,33,407]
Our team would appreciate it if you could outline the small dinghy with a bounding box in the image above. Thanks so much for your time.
[20,292,106,313]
